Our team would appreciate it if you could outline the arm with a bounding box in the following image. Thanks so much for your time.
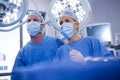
[12,49,27,71]
[11,49,27,80]
[53,48,62,64]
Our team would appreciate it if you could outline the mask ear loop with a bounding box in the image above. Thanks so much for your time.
[72,22,81,40]
[73,22,79,31]
[40,23,46,35]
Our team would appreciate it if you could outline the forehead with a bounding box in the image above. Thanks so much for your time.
[28,15,40,21]
[60,16,74,22]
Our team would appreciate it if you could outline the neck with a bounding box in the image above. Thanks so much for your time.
[30,33,44,44]
[68,33,80,43]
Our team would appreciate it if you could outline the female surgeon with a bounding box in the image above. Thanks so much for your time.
[54,9,112,64]
[12,11,64,70]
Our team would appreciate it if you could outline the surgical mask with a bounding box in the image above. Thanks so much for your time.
[27,21,41,36]
[60,22,75,39]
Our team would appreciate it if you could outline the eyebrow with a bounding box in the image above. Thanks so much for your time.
[59,18,76,25]
[27,18,42,22]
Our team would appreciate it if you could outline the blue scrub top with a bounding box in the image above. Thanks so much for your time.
[12,36,64,69]
[54,37,112,63]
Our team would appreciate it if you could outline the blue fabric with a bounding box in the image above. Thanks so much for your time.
[12,36,64,69]
[11,59,120,80]
[54,37,112,63]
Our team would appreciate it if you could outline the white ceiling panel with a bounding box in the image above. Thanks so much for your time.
[28,0,52,12]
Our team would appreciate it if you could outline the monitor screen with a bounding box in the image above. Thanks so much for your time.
[85,23,112,45]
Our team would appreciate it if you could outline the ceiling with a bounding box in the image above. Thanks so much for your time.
[28,0,52,12]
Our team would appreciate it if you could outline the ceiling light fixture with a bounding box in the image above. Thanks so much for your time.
[46,0,91,31]
[0,0,28,32]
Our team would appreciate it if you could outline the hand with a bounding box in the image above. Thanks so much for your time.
[69,50,86,64]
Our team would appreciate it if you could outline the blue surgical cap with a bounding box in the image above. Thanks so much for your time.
[61,9,79,22]
[30,11,44,23]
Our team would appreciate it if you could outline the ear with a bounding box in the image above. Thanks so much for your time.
[74,22,80,30]
[40,24,45,30]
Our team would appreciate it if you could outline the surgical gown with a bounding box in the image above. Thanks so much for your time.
[54,37,112,63]
[12,36,64,69]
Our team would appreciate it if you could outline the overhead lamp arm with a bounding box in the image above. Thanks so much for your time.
[0,0,28,32]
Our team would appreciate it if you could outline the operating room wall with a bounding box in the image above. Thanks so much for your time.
[88,0,120,44]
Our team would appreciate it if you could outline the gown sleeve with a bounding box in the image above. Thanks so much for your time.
[53,47,63,64]
[12,49,27,71]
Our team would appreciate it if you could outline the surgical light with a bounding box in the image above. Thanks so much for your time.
[0,0,28,32]
[46,0,91,31]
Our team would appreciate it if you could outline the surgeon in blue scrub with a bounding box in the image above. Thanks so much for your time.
[12,11,64,70]
[54,9,112,64]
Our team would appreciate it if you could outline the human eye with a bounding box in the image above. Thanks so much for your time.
[33,19,39,22]
[65,19,70,23]
[27,19,31,23]
[59,21,63,25]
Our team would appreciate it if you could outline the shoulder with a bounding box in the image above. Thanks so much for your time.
[23,41,33,48]
[83,36,98,40]
[80,37,103,47]
[44,35,57,41]
[83,37,106,49]
[57,44,68,52]
[47,36,64,44]
[82,36,100,42]
[47,36,61,41]
[18,41,32,53]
